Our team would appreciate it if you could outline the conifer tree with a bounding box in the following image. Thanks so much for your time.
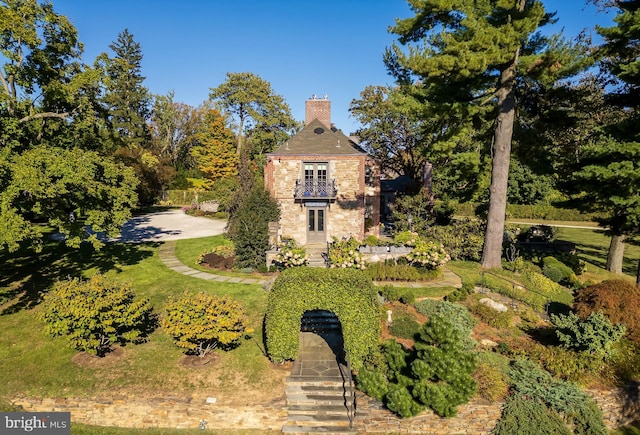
[386,0,590,268]
[579,0,640,277]
[100,28,151,150]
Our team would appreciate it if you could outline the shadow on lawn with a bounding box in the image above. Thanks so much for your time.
[0,238,159,315]
[560,236,639,277]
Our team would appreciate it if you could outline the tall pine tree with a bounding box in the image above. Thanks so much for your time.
[100,28,151,150]
[386,0,590,268]
[578,0,640,278]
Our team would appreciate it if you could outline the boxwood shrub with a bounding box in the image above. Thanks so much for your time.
[265,267,380,371]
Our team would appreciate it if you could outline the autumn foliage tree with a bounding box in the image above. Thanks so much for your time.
[162,292,247,357]
[41,275,154,356]
[573,279,640,346]
[190,108,238,184]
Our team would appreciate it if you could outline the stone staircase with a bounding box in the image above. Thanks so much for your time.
[282,311,357,434]
[305,243,328,268]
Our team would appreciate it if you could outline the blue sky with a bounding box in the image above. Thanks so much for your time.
[53,0,615,135]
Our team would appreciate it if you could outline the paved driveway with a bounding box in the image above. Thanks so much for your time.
[114,209,227,243]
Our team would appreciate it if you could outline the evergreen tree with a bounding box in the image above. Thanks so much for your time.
[385,0,591,268]
[580,0,640,276]
[100,28,151,150]
[99,29,171,205]
[209,72,297,157]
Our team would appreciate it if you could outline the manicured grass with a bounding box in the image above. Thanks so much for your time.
[380,284,455,300]
[554,227,639,279]
[0,236,276,402]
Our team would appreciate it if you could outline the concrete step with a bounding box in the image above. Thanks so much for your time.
[287,404,351,415]
[286,376,345,385]
[286,394,347,407]
[287,412,349,428]
[281,425,357,434]
[286,384,347,394]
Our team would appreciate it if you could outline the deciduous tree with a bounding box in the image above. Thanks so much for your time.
[163,292,247,357]
[190,108,238,184]
[0,0,138,250]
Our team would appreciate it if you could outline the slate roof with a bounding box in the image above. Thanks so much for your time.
[269,119,366,156]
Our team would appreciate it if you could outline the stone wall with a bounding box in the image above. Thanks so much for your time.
[12,395,288,431]
[11,384,640,432]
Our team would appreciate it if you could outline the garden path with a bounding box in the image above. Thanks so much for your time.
[158,241,462,288]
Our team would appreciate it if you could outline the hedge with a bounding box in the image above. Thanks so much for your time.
[453,202,600,222]
[161,190,220,206]
[265,267,380,371]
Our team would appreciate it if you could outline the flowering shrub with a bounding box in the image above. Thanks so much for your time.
[328,237,366,269]
[273,239,309,268]
[393,230,419,247]
[405,238,451,269]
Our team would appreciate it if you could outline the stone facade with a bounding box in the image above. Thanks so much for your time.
[264,97,380,248]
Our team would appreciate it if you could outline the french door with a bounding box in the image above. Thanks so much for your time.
[307,207,326,243]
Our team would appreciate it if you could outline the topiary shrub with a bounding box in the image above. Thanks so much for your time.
[265,267,380,371]
[41,274,154,356]
[542,256,580,288]
[573,279,640,346]
[162,292,247,357]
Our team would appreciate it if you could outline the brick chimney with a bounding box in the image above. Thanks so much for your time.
[305,94,331,128]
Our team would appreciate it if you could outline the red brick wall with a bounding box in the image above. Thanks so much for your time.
[305,98,331,128]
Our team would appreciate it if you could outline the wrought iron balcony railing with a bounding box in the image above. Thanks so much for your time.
[294,179,337,199]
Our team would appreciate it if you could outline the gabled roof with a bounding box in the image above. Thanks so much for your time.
[269,119,366,156]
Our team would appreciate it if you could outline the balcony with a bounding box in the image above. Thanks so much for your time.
[294,179,338,200]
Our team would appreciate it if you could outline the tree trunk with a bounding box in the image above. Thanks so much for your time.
[636,258,640,285]
[606,234,625,274]
[480,55,519,269]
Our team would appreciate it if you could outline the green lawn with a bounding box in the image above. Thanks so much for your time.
[554,227,639,279]
[0,236,276,403]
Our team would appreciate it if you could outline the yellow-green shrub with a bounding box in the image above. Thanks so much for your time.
[163,292,247,357]
[41,274,153,356]
[265,267,380,371]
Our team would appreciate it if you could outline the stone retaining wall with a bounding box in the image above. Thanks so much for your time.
[11,396,288,431]
[11,384,640,432]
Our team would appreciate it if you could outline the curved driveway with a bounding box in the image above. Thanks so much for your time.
[114,209,227,243]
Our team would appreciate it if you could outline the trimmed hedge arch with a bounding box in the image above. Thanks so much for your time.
[265,267,380,372]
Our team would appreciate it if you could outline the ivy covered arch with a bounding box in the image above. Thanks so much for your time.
[265,267,380,372]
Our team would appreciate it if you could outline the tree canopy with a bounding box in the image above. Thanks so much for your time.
[0,0,139,251]
[209,72,297,157]
[385,0,591,268]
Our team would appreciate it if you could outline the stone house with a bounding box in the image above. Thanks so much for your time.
[264,96,380,253]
